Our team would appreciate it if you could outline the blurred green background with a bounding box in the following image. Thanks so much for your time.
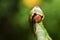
[0,0,60,40]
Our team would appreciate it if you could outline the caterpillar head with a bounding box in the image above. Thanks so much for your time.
[30,6,44,23]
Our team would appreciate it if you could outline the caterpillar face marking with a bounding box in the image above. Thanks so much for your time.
[31,13,43,23]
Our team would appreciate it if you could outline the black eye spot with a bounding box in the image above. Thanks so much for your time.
[41,16,43,18]
[34,13,37,16]
[32,13,37,22]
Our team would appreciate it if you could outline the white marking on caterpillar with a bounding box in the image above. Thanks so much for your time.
[35,23,46,40]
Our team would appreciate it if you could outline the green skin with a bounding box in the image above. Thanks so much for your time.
[34,22,52,40]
